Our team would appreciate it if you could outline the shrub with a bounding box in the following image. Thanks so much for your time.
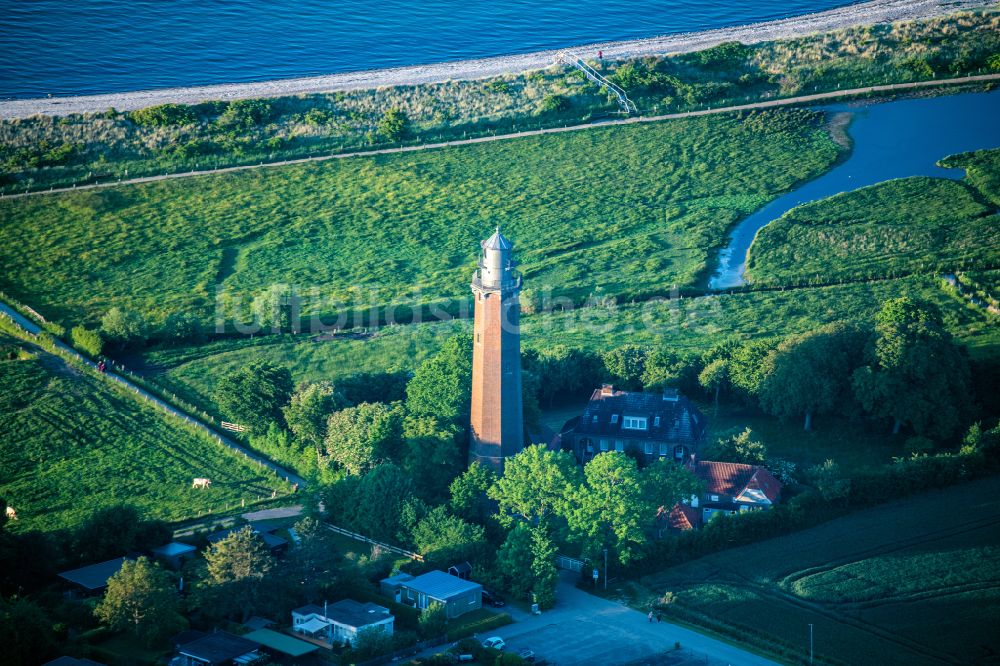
[70,326,103,357]
[376,108,409,142]
[539,94,569,113]
[217,99,274,129]
[446,611,512,640]
[130,103,196,127]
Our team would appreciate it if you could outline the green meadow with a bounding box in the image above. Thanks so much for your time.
[0,332,288,532]
[627,474,1000,665]
[0,110,840,327]
[139,271,996,419]
[746,148,1000,287]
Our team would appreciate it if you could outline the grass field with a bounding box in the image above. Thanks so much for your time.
[745,148,1000,287]
[0,333,288,532]
[0,110,840,328]
[138,271,997,419]
[624,474,1000,665]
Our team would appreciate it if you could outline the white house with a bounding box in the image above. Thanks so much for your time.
[291,600,394,647]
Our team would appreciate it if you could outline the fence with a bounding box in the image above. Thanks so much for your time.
[221,421,247,432]
[326,523,424,561]
[556,553,585,572]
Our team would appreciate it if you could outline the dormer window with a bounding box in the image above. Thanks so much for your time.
[610,414,619,424]
[623,416,648,431]
[653,416,660,427]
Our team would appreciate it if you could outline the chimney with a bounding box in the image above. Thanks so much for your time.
[601,384,614,396]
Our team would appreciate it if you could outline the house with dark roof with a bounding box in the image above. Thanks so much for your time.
[291,600,394,647]
[666,461,783,530]
[398,570,482,619]
[206,526,287,556]
[570,385,707,465]
[176,631,262,666]
[57,557,129,596]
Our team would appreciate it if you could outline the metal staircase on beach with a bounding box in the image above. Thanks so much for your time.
[557,51,637,114]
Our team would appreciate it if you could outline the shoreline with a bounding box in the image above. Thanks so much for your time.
[1,0,994,120]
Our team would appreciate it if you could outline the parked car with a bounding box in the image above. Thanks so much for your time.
[482,589,506,607]
[482,636,506,650]
[518,648,536,662]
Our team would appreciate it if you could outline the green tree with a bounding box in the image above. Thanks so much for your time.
[411,506,486,565]
[727,338,777,402]
[324,402,403,475]
[251,283,297,332]
[100,307,147,348]
[449,461,497,525]
[74,505,142,563]
[70,326,103,356]
[377,108,409,142]
[495,523,535,600]
[202,526,275,621]
[530,524,558,609]
[488,445,581,527]
[402,415,463,503]
[602,344,647,390]
[352,463,414,542]
[807,459,850,500]
[852,298,973,438]
[710,427,767,465]
[406,334,472,423]
[214,360,293,434]
[163,311,203,342]
[530,346,605,407]
[350,625,396,658]
[568,454,699,564]
[95,557,184,644]
[284,381,350,448]
[759,323,864,430]
[418,601,448,639]
[287,517,340,600]
[698,358,728,416]
[0,596,56,665]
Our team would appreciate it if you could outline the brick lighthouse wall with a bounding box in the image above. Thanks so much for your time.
[469,288,523,473]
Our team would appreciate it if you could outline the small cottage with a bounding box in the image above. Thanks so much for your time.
[291,600,394,647]
[398,570,482,619]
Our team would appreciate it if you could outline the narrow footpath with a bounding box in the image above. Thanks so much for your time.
[0,300,307,488]
[4,73,999,201]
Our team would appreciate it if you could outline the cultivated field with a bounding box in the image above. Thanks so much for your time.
[746,148,1000,286]
[0,333,288,532]
[629,475,1000,665]
[0,110,840,327]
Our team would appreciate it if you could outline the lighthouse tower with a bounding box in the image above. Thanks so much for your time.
[469,227,524,474]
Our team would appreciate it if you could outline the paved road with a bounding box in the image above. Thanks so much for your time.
[0,299,307,489]
[4,73,998,201]
[421,571,780,666]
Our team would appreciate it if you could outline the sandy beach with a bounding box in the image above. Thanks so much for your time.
[1,0,994,119]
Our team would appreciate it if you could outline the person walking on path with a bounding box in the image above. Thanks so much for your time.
[648,610,654,623]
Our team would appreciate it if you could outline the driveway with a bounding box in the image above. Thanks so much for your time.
[465,572,780,666]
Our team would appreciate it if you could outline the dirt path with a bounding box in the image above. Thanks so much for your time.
[4,73,999,201]
[0,299,308,489]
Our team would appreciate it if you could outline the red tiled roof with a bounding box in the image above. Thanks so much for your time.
[694,461,756,495]
[694,461,782,501]
[665,503,701,531]
[745,468,782,502]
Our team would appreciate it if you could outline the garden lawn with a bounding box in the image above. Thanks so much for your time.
[0,335,287,532]
[630,474,1000,665]
[0,110,840,328]
[745,148,1000,287]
